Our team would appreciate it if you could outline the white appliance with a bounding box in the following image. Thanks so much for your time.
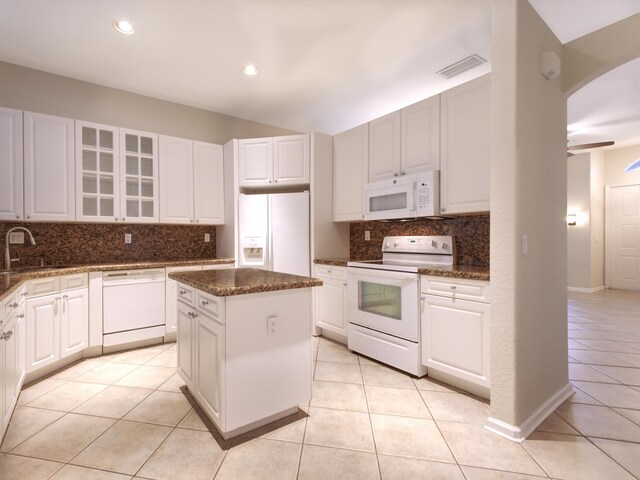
[347,235,455,376]
[102,269,166,347]
[363,171,439,221]
[238,192,310,277]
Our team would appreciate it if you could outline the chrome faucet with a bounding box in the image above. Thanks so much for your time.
[4,227,36,271]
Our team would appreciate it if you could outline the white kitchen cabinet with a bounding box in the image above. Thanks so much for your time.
[159,136,224,225]
[314,265,347,340]
[24,112,75,221]
[193,141,224,224]
[238,135,309,188]
[177,301,196,389]
[76,121,121,222]
[195,311,224,425]
[369,111,401,182]
[26,273,89,373]
[273,135,310,186]
[1,298,26,439]
[0,107,23,221]
[421,275,490,398]
[401,95,440,174]
[120,128,159,222]
[238,137,273,187]
[333,124,369,222]
[440,74,491,214]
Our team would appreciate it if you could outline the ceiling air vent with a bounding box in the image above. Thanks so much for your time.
[437,54,487,79]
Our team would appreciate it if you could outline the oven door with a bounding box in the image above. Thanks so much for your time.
[347,268,419,342]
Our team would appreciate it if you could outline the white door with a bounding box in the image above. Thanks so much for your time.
[270,192,310,276]
[177,301,195,389]
[2,318,18,432]
[315,280,347,335]
[273,135,309,186]
[24,112,75,221]
[369,111,401,182]
[193,141,224,224]
[0,107,23,221]
[238,194,269,269]
[76,121,120,222]
[26,294,61,373]
[608,185,640,290]
[238,137,273,187]
[195,313,224,427]
[60,288,88,358]
[159,135,194,224]
[401,96,440,174]
[333,124,369,221]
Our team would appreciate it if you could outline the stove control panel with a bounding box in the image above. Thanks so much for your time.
[382,236,455,255]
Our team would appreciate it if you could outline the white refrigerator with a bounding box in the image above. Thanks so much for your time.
[238,192,310,277]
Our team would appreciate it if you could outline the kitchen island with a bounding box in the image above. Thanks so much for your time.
[168,268,322,439]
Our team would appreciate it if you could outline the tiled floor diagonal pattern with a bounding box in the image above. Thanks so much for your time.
[1,289,640,479]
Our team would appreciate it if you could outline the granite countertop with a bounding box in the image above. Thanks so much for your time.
[314,258,489,281]
[0,258,235,303]
[169,268,323,297]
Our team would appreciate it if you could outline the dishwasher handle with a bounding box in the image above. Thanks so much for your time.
[103,269,165,284]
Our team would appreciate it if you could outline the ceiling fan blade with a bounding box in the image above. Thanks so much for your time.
[567,141,615,151]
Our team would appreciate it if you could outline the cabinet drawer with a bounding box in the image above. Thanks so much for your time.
[314,266,346,281]
[421,276,490,302]
[60,273,88,291]
[196,291,224,323]
[3,284,28,314]
[177,283,196,305]
[27,276,60,297]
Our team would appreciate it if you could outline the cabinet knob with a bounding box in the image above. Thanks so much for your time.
[196,219,199,223]
[450,286,456,290]
[115,217,118,221]
[179,289,186,295]
[27,215,31,219]
[401,171,405,175]
[268,180,272,184]
[393,173,398,177]
[9,302,18,309]
[201,300,209,306]
[16,214,20,219]
[17,313,25,319]
[441,208,446,213]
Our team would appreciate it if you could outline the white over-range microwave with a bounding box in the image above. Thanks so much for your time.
[363,171,439,221]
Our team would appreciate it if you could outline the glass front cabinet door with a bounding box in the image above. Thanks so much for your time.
[75,121,120,222]
[120,129,159,223]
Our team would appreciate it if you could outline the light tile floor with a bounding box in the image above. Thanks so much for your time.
[1,289,640,479]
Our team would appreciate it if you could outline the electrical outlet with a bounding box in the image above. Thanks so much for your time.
[125,233,132,244]
[9,232,25,244]
[364,230,370,241]
[204,233,211,243]
[267,316,277,336]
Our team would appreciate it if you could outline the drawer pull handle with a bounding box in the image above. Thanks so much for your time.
[450,286,456,290]
[179,289,186,295]
[17,314,25,319]
[9,302,19,309]
[2,330,13,341]
[21,291,28,297]
[201,300,209,306]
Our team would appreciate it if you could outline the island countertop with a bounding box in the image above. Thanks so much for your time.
[169,268,323,297]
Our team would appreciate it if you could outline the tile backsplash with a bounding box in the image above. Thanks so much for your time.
[0,222,217,270]
[350,214,489,267]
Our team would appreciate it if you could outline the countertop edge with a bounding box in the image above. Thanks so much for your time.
[0,258,235,303]
[171,275,323,297]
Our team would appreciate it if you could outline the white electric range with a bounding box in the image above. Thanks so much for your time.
[346,235,455,376]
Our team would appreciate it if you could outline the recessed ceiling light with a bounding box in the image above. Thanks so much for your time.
[243,64,258,76]
[113,20,135,35]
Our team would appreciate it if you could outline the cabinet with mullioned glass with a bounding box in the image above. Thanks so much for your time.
[120,129,158,223]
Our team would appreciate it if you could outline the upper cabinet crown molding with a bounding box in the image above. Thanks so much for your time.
[440,74,491,215]
[23,111,75,222]
[238,134,309,188]
[0,107,23,221]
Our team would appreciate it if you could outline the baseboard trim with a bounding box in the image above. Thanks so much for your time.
[484,383,574,442]
[567,285,605,293]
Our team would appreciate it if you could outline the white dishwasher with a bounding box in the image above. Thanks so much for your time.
[103,269,166,347]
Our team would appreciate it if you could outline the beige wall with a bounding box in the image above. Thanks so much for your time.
[605,144,640,186]
[0,61,297,143]
[490,0,568,429]
[566,150,605,290]
[567,153,592,289]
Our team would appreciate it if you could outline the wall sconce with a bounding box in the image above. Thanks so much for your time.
[567,214,577,226]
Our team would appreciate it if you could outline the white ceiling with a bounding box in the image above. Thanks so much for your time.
[0,0,639,144]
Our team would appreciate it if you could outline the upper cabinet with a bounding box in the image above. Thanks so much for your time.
[0,107,23,221]
[440,74,490,214]
[76,121,120,222]
[121,129,159,222]
[368,96,440,182]
[401,96,440,175]
[24,112,75,222]
[369,112,401,182]
[333,124,369,222]
[159,135,224,225]
[238,134,309,188]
